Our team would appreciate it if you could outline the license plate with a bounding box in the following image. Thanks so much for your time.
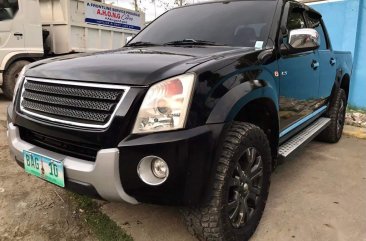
[23,150,65,188]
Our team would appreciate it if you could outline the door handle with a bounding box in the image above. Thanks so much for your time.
[311,60,320,70]
[330,58,336,66]
[14,32,23,37]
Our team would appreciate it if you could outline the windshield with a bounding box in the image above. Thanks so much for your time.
[0,0,18,21]
[129,1,277,48]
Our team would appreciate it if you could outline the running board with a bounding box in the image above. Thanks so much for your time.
[279,117,331,159]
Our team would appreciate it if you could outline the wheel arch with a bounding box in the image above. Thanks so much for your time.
[233,97,279,165]
[340,73,350,99]
[1,52,43,72]
[4,54,42,71]
[330,70,351,107]
[206,82,279,164]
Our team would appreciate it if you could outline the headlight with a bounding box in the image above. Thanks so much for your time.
[132,73,196,134]
[12,66,26,103]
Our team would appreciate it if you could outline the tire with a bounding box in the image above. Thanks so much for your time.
[2,60,30,100]
[317,89,347,143]
[183,122,272,241]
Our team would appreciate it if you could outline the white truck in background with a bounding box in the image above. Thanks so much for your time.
[0,0,144,99]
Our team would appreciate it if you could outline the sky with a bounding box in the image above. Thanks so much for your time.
[104,0,212,22]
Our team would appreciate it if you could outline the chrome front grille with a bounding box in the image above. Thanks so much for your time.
[20,78,130,128]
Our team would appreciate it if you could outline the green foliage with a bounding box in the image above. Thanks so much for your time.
[69,193,133,241]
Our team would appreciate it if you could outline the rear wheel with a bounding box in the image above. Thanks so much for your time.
[183,122,272,241]
[2,60,30,100]
[317,88,347,143]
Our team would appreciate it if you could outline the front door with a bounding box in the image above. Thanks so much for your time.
[0,0,25,61]
[278,4,321,133]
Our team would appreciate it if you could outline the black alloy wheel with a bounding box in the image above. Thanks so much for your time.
[337,98,346,137]
[317,88,347,143]
[228,147,264,228]
[183,122,271,241]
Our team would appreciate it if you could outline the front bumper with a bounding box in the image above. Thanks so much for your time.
[7,122,138,204]
[9,100,226,205]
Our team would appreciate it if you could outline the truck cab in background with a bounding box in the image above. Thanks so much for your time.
[0,0,144,99]
[0,0,43,99]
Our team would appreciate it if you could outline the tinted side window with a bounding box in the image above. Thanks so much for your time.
[287,8,306,30]
[306,12,328,50]
[0,0,19,21]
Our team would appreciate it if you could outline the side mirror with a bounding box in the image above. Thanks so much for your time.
[287,28,320,53]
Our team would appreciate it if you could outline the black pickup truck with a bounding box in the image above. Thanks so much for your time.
[8,0,352,240]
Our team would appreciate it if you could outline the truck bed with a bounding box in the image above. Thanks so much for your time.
[40,0,145,54]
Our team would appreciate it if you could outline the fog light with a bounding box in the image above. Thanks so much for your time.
[151,158,168,179]
[137,156,169,186]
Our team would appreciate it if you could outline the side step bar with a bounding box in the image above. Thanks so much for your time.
[279,117,331,159]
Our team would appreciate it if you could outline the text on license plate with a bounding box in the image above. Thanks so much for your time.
[23,150,65,187]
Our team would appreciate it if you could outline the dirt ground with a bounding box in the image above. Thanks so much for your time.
[0,97,96,241]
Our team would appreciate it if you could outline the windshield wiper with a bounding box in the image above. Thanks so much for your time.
[126,41,159,47]
[164,39,225,46]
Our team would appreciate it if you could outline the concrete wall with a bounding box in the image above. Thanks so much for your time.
[352,0,366,109]
[309,0,365,109]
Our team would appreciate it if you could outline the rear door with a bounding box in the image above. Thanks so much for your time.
[306,11,336,100]
[278,4,321,131]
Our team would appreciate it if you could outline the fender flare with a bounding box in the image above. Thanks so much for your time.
[206,81,279,124]
[329,68,351,107]
[335,56,352,89]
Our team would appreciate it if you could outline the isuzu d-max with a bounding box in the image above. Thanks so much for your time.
[7,0,352,240]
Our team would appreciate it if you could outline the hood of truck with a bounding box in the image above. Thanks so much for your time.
[25,46,256,86]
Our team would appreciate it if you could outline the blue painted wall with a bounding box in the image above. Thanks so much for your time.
[309,0,366,109]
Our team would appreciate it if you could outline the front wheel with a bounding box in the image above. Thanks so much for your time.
[2,60,30,100]
[183,122,272,241]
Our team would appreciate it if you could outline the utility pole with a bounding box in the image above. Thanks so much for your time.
[154,0,157,18]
